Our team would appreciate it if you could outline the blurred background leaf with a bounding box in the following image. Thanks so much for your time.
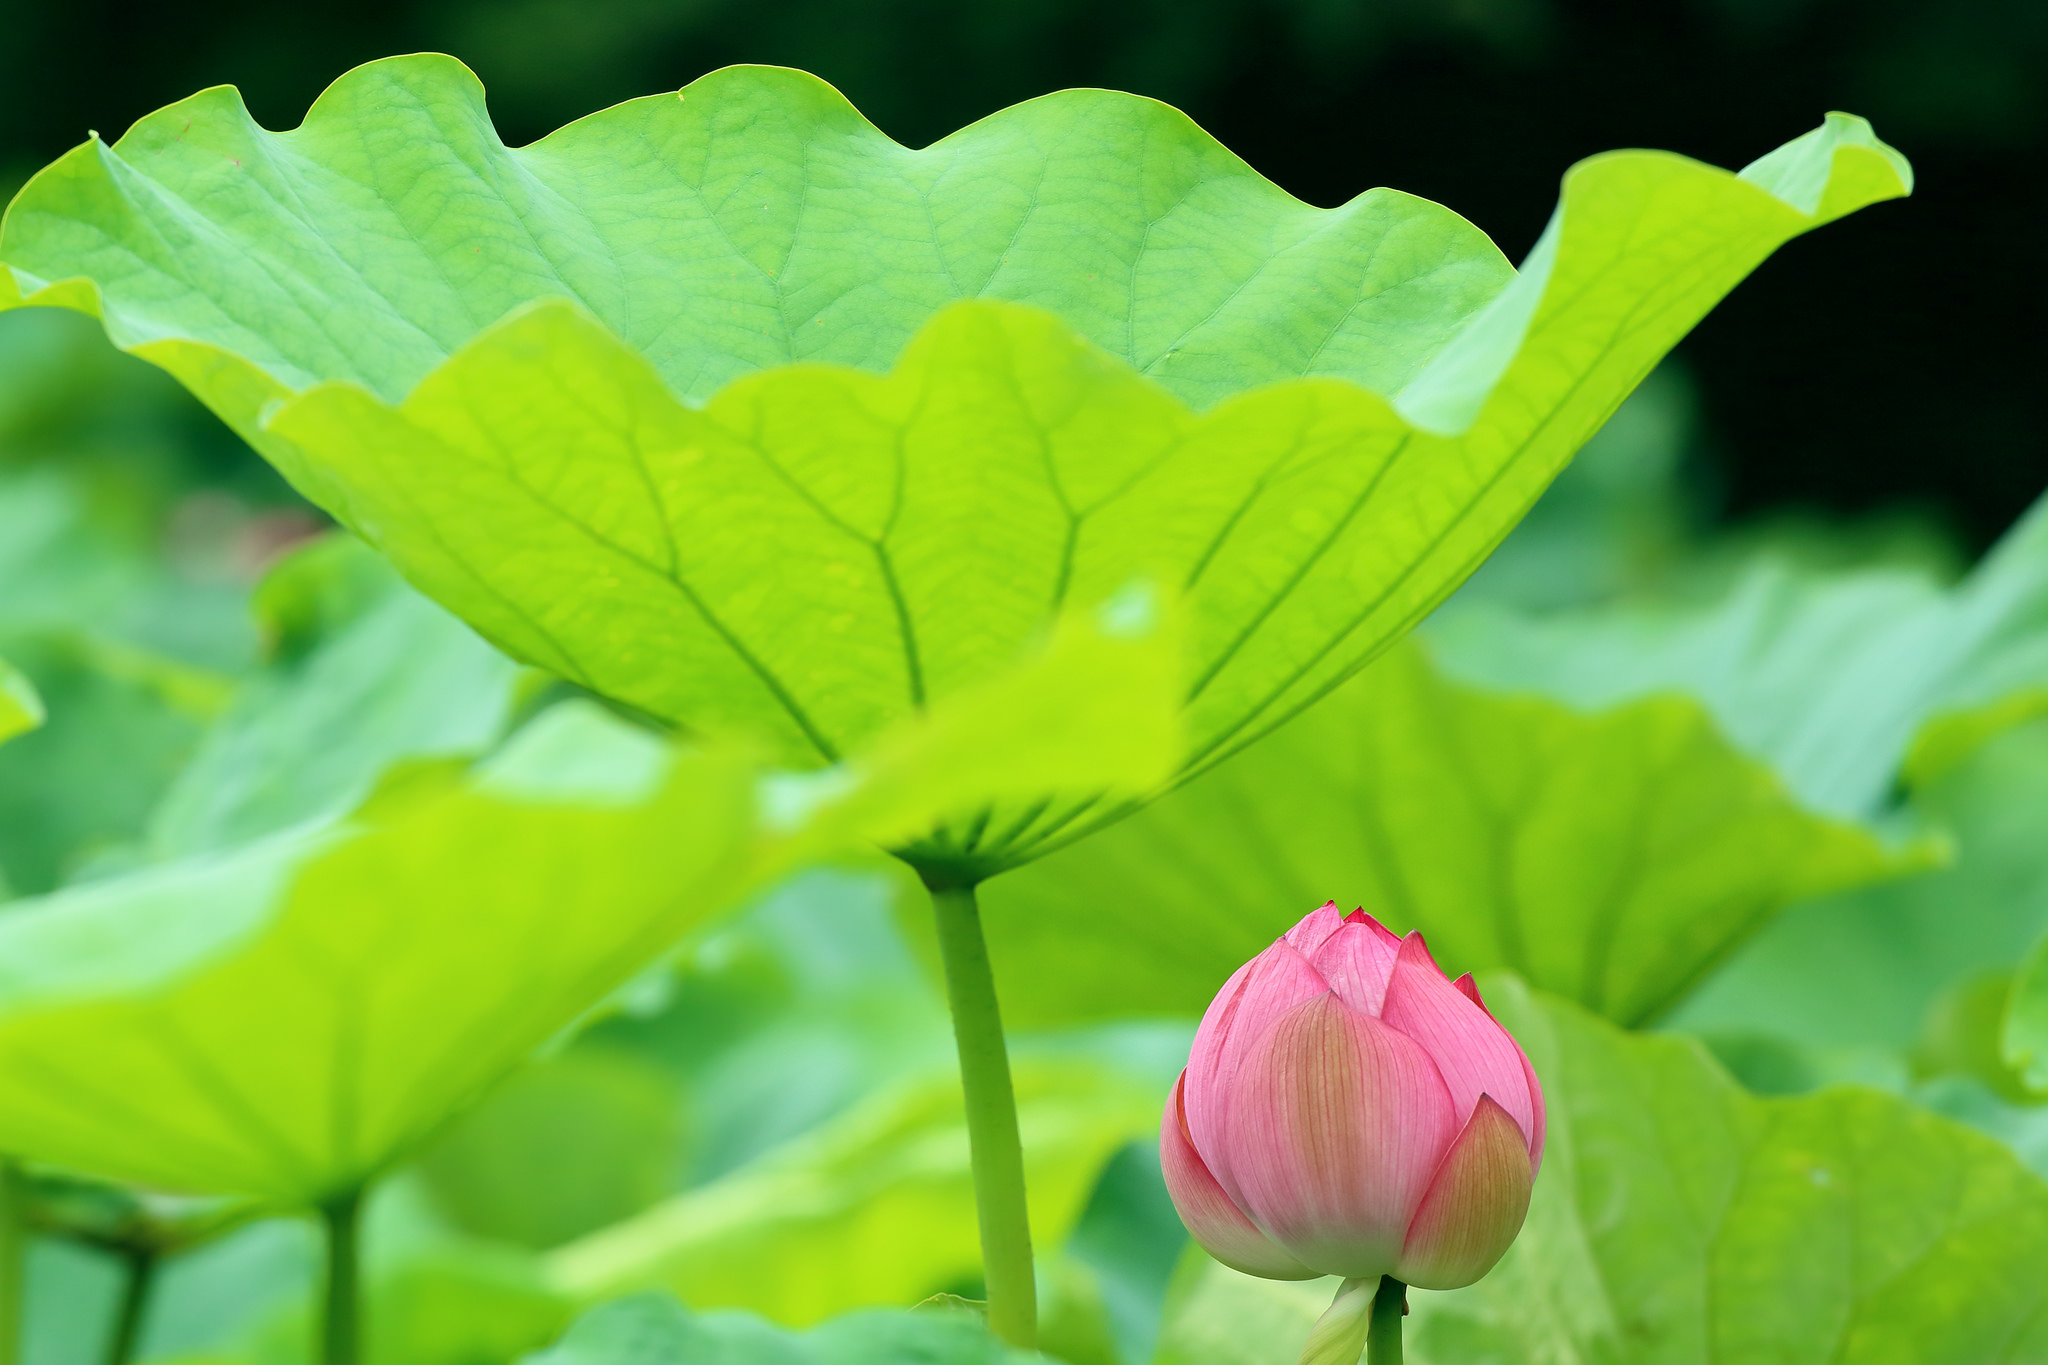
[982,638,1918,1029]
[0,656,40,748]
[526,1292,1035,1365]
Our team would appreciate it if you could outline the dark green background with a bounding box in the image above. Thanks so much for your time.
[1,0,2040,544]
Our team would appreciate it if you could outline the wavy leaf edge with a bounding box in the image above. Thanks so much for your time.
[0,55,1908,439]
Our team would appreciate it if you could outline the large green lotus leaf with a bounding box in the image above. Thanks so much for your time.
[0,598,1180,1204]
[1430,490,2048,820]
[0,58,1907,863]
[526,1293,1034,1365]
[1155,980,2048,1365]
[978,640,1907,1029]
[0,655,40,747]
[146,536,524,859]
[545,1059,1156,1326]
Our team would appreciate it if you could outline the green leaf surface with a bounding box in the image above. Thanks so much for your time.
[0,705,756,1202]
[981,641,1906,1028]
[0,60,1907,866]
[0,598,1180,1204]
[1430,490,2048,819]
[1157,981,2048,1365]
[524,1293,1037,1365]
[0,654,40,747]
[544,1059,1156,1326]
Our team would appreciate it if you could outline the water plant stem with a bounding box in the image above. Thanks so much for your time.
[0,1160,22,1365]
[1368,1276,1406,1365]
[320,1188,364,1365]
[103,1252,156,1365]
[927,880,1036,1348]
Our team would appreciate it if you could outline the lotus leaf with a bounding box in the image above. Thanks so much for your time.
[0,59,1908,868]
[0,597,1179,1204]
[979,640,1909,1028]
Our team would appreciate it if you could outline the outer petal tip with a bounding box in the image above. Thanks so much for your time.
[1284,901,1348,954]
[1396,1094,1534,1291]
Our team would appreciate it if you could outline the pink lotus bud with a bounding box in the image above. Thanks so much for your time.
[1160,902,1544,1291]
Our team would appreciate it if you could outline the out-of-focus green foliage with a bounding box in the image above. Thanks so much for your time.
[1678,717,2048,1070]
[146,537,523,860]
[1159,980,2048,1365]
[546,1059,1156,1324]
[0,60,1906,875]
[412,1050,685,1253]
[983,639,1913,1028]
[529,1293,1034,1365]
[2002,911,2048,1094]
[0,656,38,747]
[1431,490,2048,819]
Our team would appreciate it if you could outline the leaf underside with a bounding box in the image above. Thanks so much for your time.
[0,59,1910,864]
[0,601,1179,1202]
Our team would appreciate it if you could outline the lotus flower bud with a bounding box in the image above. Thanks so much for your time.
[1160,903,1544,1292]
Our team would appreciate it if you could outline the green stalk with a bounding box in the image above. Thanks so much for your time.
[102,1252,156,1365]
[319,1188,364,1365]
[1367,1276,1406,1365]
[926,880,1036,1348]
[0,1160,23,1365]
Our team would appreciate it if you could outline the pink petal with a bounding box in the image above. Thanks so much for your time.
[1216,991,1457,1279]
[1183,940,1331,1195]
[1283,902,1347,955]
[1452,973,1547,1170]
[1159,1073,1318,1281]
[1380,935,1539,1159]
[1396,1095,1534,1290]
[1308,915,1405,1016]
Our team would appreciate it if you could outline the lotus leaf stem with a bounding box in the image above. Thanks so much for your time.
[320,1187,364,1365]
[926,880,1036,1347]
[103,1251,156,1365]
